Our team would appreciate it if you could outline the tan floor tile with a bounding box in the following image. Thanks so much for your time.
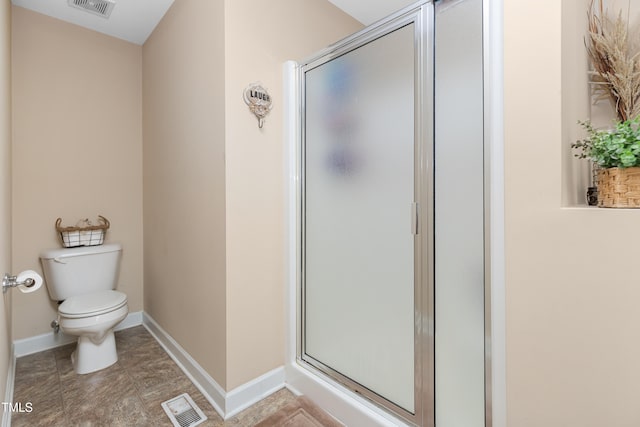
[52,343,75,360]
[62,368,137,415]
[137,372,193,399]
[11,406,67,427]
[15,350,57,381]
[59,357,124,389]
[127,356,185,390]
[65,393,153,427]
[11,327,301,427]
[227,388,298,427]
[117,340,167,368]
[13,371,62,413]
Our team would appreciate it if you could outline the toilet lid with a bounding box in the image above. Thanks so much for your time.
[59,290,127,318]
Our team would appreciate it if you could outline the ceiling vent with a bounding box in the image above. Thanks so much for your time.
[68,0,116,19]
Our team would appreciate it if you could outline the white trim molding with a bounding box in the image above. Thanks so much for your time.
[225,367,287,419]
[2,343,15,427]
[486,0,507,426]
[286,362,411,427]
[13,311,143,358]
[142,313,286,420]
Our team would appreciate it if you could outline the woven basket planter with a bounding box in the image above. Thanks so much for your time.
[597,167,640,208]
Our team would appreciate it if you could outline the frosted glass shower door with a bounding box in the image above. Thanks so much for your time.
[302,23,417,413]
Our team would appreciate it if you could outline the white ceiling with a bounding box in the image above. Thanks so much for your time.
[10,0,415,46]
[327,0,417,25]
[11,0,174,45]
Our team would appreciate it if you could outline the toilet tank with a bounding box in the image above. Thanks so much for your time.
[40,243,122,301]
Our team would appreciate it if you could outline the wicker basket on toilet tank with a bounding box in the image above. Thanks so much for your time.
[55,215,110,247]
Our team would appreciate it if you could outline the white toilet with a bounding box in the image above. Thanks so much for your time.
[40,243,128,375]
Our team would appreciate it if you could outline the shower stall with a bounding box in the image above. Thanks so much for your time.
[286,1,487,426]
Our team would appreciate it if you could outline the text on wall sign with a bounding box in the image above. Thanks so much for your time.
[243,83,273,128]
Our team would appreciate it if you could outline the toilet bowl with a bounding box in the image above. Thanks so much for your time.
[40,243,128,375]
[58,289,128,374]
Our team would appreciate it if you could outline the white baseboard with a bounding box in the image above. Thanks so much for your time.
[115,311,143,331]
[142,312,285,420]
[225,366,285,419]
[13,311,143,357]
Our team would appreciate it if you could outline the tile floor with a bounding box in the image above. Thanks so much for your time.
[11,326,298,426]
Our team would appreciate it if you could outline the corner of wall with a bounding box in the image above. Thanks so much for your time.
[141,0,228,391]
[1,0,13,411]
[560,0,591,207]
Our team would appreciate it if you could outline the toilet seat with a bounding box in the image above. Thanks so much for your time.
[59,290,127,318]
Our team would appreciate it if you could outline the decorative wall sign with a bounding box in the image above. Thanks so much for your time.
[243,83,273,128]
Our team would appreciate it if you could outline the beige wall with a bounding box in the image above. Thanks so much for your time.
[142,0,228,388]
[0,0,11,403]
[143,0,360,391]
[11,7,143,339]
[223,0,361,390]
[506,1,640,426]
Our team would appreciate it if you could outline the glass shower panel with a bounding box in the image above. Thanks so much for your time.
[434,0,485,425]
[303,23,416,413]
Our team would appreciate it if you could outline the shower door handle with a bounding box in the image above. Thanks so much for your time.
[411,202,419,235]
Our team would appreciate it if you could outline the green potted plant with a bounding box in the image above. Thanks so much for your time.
[574,0,640,207]
[573,119,640,207]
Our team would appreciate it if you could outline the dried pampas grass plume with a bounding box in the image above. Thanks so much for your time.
[586,0,640,121]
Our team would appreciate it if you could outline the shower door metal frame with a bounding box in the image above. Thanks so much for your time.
[297,2,434,426]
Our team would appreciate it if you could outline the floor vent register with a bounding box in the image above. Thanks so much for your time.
[161,393,207,427]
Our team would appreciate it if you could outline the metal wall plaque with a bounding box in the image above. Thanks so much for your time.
[243,83,273,128]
